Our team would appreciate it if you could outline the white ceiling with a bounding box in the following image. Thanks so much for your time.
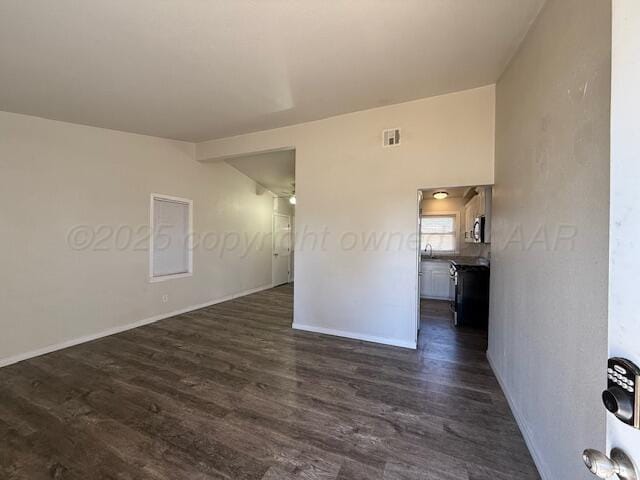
[422,186,469,199]
[0,0,545,142]
[226,150,295,196]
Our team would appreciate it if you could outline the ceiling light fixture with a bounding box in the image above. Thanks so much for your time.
[289,195,296,205]
[433,191,449,200]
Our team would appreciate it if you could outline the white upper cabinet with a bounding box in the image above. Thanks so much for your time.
[464,194,480,243]
[463,187,492,243]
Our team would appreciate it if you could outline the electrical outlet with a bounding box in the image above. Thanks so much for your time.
[162,294,169,303]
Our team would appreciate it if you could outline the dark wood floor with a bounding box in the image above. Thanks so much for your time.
[0,286,539,479]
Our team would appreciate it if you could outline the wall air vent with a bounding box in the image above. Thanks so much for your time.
[382,128,401,147]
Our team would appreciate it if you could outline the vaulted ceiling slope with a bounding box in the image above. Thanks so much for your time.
[0,0,545,142]
[226,150,295,196]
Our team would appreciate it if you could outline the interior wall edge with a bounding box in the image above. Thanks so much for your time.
[489,0,611,477]
[487,352,547,480]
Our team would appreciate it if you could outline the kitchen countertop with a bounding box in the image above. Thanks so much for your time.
[421,255,489,266]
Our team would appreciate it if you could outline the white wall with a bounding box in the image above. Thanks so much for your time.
[0,111,273,365]
[197,85,496,348]
[489,0,611,478]
[421,197,465,215]
[608,0,640,461]
[273,196,295,216]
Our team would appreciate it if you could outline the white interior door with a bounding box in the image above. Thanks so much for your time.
[272,213,291,286]
[606,0,640,465]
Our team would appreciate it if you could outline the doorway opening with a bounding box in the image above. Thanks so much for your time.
[416,185,492,356]
[224,148,296,288]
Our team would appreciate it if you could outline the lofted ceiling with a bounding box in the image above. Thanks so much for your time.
[0,0,545,142]
[226,150,295,197]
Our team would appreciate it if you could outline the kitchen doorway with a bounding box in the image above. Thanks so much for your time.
[416,185,492,356]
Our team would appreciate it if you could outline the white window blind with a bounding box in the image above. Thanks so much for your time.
[421,215,457,254]
[151,195,192,280]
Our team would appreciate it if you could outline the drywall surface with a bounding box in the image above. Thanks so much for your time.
[608,0,640,461]
[0,111,273,364]
[0,0,545,141]
[274,196,295,217]
[198,85,496,348]
[489,0,611,478]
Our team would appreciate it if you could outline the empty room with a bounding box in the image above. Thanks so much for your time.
[1,1,639,479]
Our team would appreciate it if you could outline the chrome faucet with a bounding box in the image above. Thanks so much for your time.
[424,244,433,258]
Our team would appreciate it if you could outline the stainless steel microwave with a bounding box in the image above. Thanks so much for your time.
[472,216,486,243]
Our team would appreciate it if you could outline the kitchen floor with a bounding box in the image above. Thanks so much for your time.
[0,287,538,479]
[419,298,489,360]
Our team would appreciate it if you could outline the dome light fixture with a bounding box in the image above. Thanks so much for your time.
[433,191,449,200]
[289,195,296,205]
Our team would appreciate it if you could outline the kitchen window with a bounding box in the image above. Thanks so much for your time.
[420,214,457,254]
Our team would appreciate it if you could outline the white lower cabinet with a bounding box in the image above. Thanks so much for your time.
[420,261,452,300]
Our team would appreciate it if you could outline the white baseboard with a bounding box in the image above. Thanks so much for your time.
[292,323,417,349]
[487,351,549,480]
[420,295,451,300]
[0,283,274,369]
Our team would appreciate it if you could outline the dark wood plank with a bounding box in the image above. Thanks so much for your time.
[0,285,540,479]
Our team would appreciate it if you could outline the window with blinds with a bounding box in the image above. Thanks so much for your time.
[420,214,457,254]
[150,194,193,282]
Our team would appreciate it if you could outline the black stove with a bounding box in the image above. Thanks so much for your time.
[449,261,490,328]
